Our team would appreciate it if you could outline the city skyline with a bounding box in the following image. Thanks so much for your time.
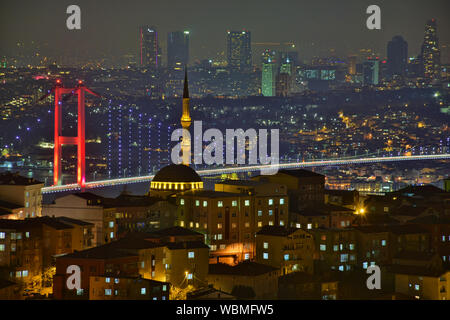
[1,0,450,65]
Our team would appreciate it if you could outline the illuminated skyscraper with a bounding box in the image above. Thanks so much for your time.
[167,31,190,71]
[348,56,357,75]
[363,58,380,85]
[387,36,408,78]
[227,30,252,71]
[139,25,160,69]
[262,59,277,96]
[421,19,441,82]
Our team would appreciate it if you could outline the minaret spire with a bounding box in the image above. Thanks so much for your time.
[180,67,191,166]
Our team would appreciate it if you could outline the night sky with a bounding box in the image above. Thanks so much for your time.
[1,0,450,63]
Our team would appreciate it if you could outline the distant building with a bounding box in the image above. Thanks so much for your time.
[167,31,189,71]
[421,19,441,83]
[278,271,339,300]
[363,58,380,85]
[261,61,277,96]
[227,30,252,72]
[139,25,160,69]
[387,36,408,78]
[0,172,43,219]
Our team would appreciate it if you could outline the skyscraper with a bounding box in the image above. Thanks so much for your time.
[139,26,159,69]
[227,30,252,71]
[363,58,380,85]
[167,31,190,71]
[387,36,408,78]
[421,19,441,82]
[262,59,277,96]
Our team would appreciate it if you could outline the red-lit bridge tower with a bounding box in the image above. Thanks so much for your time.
[41,80,100,188]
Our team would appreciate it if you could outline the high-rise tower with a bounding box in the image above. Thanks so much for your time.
[421,19,441,82]
[387,36,408,78]
[180,69,191,165]
[167,31,190,71]
[139,25,160,69]
[227,30,252,72]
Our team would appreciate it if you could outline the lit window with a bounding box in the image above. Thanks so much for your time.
[232,200,237,207]
[280,198,285,205]
[77,289,84,296]
[244,222,250,228]
[244,200,250,206]
[349,244,355,250]
[284,254,289,261]
[341,254,348,263]
[203,201,208,207]
[257,210,262,216]
[442,236,446,242]
[269,210,273,216]
[244,253,250,260]
[141,288,146,295]
[263,242,269,249]
[415,284,420,291]
[180,221,185,227]
[381,240,386,246]
[187,273,193,280]
[110,232,114,239]
[188,251,195,259]
[307,223,312,230]
[263,253,269,260]
[25,232,30,238]
[220,244,226,250]
[195,222,199,228]
[114,278,119,284]
[320,244,326,251]
[217,234,222,240]
[16,271,21,278]
[189,221,193,228]
[105,278,111,283]
[217,223,222,229]
[180,199,185,205]
[109,221,114,228]
[257,221,262,227]
[153,297,157,300]
[162,285,167,291]
[105,289,112,296]
[217,201,223,207]
[339,265,344,272]
[0,232,5,239]
[268,199,273,205]
[280,220,284,226]
[22,270,29,277]
[296,223,301,228]
[195,200,200,206]
[363,262,368,269]
[269,221,274,226]
[0,244,4,252]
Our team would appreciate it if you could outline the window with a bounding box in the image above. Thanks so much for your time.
[257,221,262,227]
[339,265,344,272]
[217,201,223,207]
[269,221,274,226]
[114,278,119,284]
[188,251,195,259]
[25,232,30,238]
[269,210,273,216]
[296,223,301,229]
[340,254,348,263]
[180,199,185,205]
[0,232,5,239]
[109,221,114,228]
[280,198,285,205]
[307,223,312,230]
[415,284,420,291]
[187,273,193,280]
[114,290,118,296]
[141,261,145,268]
[220,244,226,250]
[77,289,84,296]
[320,244,326,251]
[141,288,146,295]
[381,240,386,246]
[442,236,446,242]
[244,253,250,260]
[263,242,269,249]
[263,253,269,260]
[22,270,28,277]
[363,262,368,269]
[349,243,355,250]
[217,234,222,240]
[105,278,111,283]
[284,254,289,261]
[321,235,327,241]
[0,244,4,252]
[217,223,222,229]
[110,232,114,239]
[232,200,237,207]
[257,210,262,216]
[244,200,250,206]
[105,289,112,296]
[195,200,200,206]
[268,199,273,205]
[162,285,167,291]
[244,222,250,228]
[280,220,284,226]
[340,221,346,227]
[203,201,208,207]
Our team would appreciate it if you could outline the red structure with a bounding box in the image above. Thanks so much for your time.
[40,80,100,188]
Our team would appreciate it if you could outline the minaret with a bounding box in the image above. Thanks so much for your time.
[180,69,191,165]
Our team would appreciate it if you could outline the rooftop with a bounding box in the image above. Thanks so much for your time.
[208,261,278,276]
[0,172,43,186]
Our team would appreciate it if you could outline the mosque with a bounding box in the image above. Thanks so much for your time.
[149,70,204,198]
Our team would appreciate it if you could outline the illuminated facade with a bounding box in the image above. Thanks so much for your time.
[421,19,441,83]
[227,30,252,71]
[139,25,160,69]
[262,61,277,96]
